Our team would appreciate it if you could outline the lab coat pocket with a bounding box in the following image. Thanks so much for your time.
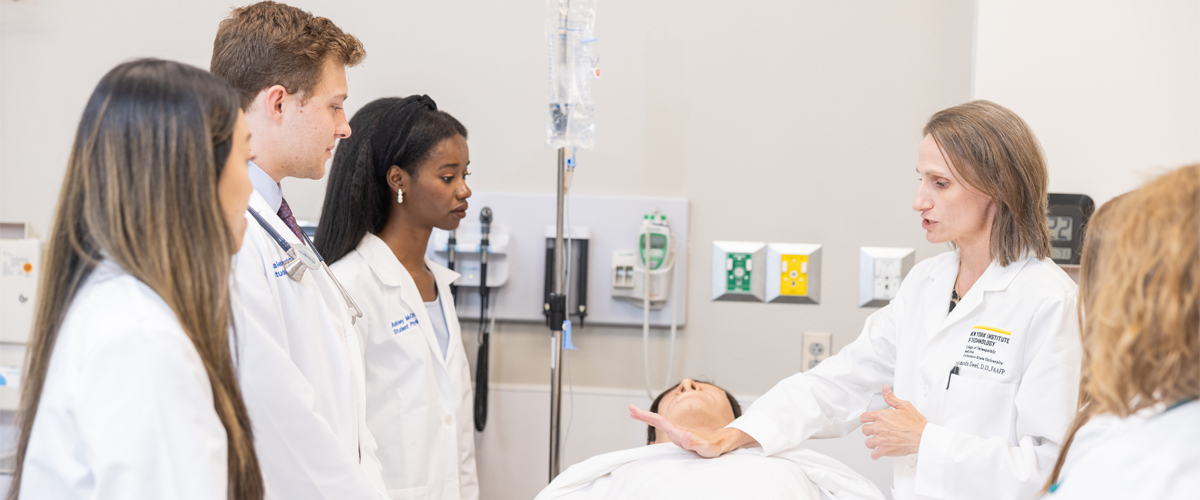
[939,375,1017,440]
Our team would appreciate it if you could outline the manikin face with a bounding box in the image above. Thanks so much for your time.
[912,134,995,246]
[653,379,736,444]
[278,56,351,180]
[392,134,471,230]
[218,111,253,251]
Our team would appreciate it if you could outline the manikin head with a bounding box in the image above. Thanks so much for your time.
[210,1,366,182]
[646,379,742,445]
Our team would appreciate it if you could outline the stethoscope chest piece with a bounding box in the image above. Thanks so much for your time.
[284,245,320,281]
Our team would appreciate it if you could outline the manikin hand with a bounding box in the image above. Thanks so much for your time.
[629,405,755,458]
[860,385,928,460]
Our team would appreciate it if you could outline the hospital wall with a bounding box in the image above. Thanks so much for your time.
[1,1,1197,499]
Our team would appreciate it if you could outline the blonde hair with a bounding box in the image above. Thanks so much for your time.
[924,100,1052,266]
[9,60,263,499]
[1045,164,1200,490]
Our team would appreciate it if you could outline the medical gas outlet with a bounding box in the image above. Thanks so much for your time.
[765,243,821,304]
[711,241,766,302]
[858,247,915,307]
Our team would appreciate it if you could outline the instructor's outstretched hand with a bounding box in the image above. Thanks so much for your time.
[629,405,757,458]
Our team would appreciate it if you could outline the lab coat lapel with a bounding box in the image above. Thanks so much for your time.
[358,233,449,371]
[426,257,462,367]
[921,251,959,344]
[928,251,1034,342]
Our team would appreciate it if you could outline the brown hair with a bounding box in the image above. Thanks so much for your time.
[1045,164,1200,490]
[8,60,263,500]
[210,1,365,109]
[924,100,1052,266]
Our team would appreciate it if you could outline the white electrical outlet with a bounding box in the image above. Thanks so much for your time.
[858,247,915,307]
[801,332,832,372]
[873,258,902,300]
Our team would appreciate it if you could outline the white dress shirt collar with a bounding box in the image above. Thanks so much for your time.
[247,160,283,213]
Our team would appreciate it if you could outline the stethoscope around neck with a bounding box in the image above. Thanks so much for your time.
[247,208,364,324]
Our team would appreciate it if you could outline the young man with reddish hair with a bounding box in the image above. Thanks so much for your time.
[210,3,387,498]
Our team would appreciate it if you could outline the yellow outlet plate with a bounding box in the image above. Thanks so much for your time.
[780,254,808,296]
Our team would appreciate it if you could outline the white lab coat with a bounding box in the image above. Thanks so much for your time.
[331,233,478,500]
[231,190,387,499]
[19,260,227,500]
[1049,400,1200,499]
[729,250,1081,500]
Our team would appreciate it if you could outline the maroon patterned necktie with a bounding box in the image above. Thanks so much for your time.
[277,198,306,241]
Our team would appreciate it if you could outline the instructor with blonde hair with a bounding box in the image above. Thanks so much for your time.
[637,101,1082,500]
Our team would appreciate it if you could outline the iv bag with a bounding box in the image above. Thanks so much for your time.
[546,0,597,150]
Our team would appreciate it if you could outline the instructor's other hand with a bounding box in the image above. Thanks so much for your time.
[629,405,751,458]
[860,384,928,460]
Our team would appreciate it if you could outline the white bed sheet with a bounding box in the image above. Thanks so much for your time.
[536,443,885,500]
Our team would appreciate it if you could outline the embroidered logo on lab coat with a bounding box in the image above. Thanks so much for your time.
[958,325,1012,376]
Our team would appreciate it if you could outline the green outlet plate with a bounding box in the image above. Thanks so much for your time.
[726,252,752,292]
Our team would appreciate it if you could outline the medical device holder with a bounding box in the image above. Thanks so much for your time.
[543,237,589,327]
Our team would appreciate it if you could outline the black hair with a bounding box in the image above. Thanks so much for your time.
[315,95,468,264]
[646,379,742,445]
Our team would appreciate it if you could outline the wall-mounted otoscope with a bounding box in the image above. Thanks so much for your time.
[474,207,493,432]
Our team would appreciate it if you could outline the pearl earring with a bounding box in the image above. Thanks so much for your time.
[396,190,404,204]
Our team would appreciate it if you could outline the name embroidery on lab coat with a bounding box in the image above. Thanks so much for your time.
[391,313,419,335]
[271,259,289,278]
[958,325,1012,376]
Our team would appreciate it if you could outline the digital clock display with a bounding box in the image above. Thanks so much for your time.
[1048,215,1073,242]
[1051,247,1073,261]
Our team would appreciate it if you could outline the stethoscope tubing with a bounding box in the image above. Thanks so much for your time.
[246,207,364,324]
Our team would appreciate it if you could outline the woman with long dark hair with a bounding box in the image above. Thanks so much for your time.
[9,59,263,500]
[317,95,477,499]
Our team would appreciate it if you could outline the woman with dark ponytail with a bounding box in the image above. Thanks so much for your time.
[317,95,478,499]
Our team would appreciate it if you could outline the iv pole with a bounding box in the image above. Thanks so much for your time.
[547,2,569,479]
[547,0,584,479]
[548,147,566,481]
